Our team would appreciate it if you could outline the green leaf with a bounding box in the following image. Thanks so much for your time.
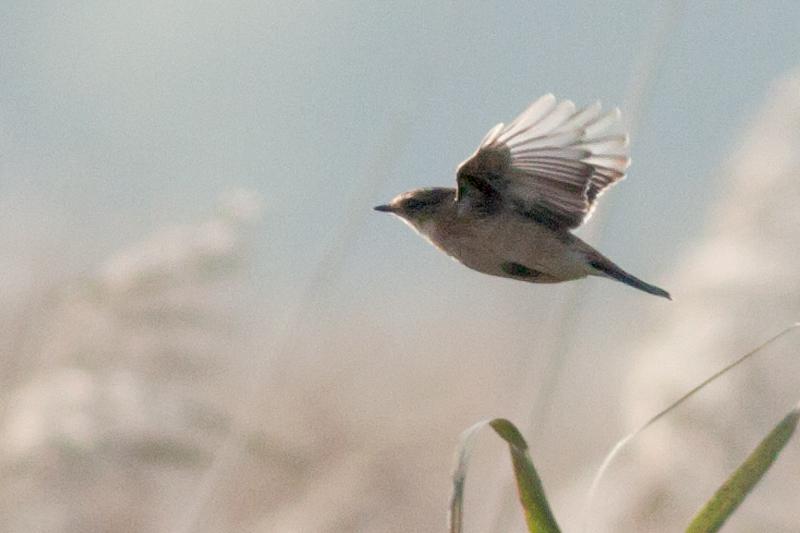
[449,418,560,533]
[685,404,800,533]
[583,323,800,531]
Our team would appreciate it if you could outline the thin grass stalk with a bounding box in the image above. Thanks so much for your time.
[450,419,560,533]
[487,3,686,532]
[581,323,800,532]
[685,401,800,533]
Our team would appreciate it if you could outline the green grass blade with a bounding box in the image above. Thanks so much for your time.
[582,322,800,532]
[685,403,800,533]
[490,419,561,533]
[449,418,561,533]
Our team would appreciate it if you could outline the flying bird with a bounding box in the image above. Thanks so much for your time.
[374,94,670,299]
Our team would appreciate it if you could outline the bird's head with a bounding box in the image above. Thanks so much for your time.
[373,188,454,229]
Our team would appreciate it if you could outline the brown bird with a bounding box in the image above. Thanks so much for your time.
[374,94,670,299]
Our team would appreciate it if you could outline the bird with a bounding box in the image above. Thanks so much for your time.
[374,93,671,299]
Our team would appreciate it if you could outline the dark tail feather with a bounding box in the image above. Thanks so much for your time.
[589,259,672,300]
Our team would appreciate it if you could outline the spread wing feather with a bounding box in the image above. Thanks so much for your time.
[456,94,630,229]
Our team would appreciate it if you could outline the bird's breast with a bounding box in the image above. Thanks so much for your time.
[427,213,588,281]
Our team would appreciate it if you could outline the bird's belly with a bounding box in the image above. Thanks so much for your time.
[431,219,587,283]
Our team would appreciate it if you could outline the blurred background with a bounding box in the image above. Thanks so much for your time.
[2,1,800,532]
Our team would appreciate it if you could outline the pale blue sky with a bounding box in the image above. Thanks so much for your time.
[4,4,800,528]
[3,1,800,307]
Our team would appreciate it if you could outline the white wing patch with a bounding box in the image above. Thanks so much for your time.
[457,94,630,228]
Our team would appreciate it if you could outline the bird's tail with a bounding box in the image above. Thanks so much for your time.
[587,256,671,300]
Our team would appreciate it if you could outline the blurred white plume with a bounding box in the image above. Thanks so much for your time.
[603,71,800,532]
[0,190,262,533]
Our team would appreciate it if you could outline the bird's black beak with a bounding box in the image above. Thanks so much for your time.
[373,204,394,213]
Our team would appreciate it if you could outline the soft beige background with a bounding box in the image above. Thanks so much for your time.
[2,2,800,532]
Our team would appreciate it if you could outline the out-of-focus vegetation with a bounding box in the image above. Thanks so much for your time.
[451,330,800,533]
[4,4,800,532]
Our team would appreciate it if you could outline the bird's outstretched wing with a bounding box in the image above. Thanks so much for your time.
[455,94,630,229]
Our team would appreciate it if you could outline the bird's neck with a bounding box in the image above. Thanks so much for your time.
[405,205,457,245]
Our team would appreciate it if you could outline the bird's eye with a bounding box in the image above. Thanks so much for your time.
[404,199,425,211]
